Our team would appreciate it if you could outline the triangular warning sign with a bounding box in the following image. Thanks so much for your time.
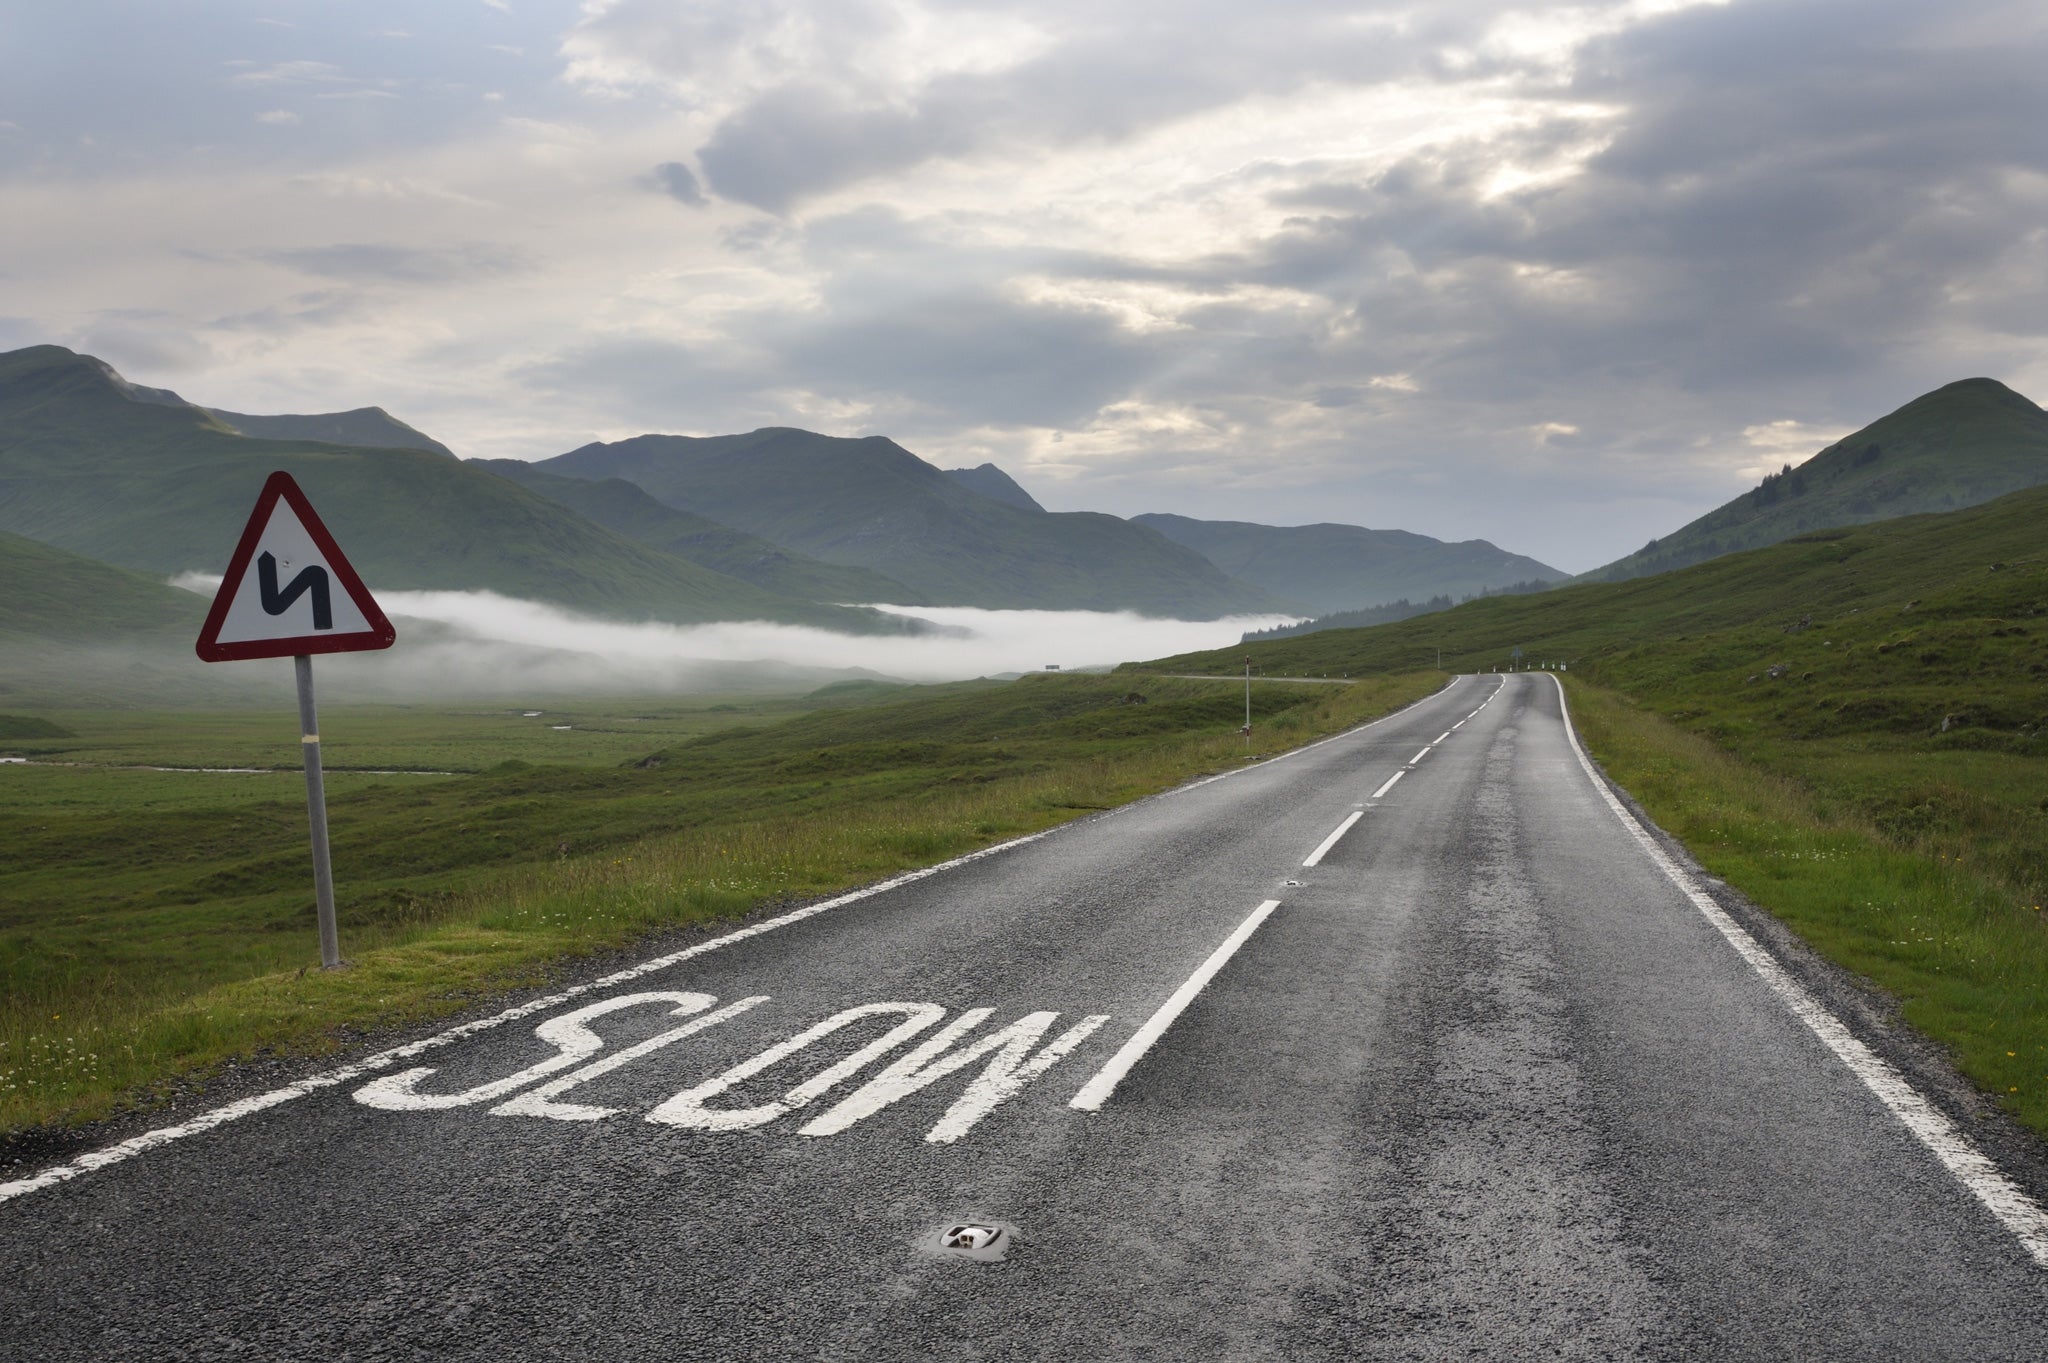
[195,471,396,662]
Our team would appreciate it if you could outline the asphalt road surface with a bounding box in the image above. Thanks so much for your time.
[7,674,2048,1361]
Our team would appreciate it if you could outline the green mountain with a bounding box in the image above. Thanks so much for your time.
[537,428,1288,617]
[206,407,454,458]
[943,463,1044,512]
[1585,377,2048,583]
[100,363,456,457]
[472,458,924,605]
[1133,513,1564,616]
[0,346,912,634]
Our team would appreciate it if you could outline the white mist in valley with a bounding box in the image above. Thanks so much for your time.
[168,575,1296,696]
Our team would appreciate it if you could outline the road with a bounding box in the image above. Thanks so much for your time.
[5,673,2047,1360]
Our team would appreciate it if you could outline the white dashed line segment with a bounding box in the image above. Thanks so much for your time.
[1370,770,1405,800]
[1070,900,1284,1112]
[1302,812,1363,868]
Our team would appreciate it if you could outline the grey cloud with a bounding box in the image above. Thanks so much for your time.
[697,84,981,214]
[265,243,526,285]
[75,312,217,374]
[511,338,781,435]
[779,288,1159,427]
[207,290,364,335]
[648,160,707,205]
[687,2,1494,211]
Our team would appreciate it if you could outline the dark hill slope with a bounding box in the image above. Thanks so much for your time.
[0,346,907,633]
[943,463,1044,512]
[1135,513,1564,616]
[538,428,1286,617]
[1585,378,2048,584]
[474,459,923,605]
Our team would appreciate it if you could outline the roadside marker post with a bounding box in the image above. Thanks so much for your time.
[195,471,395,969]
[1242,658,1252,747]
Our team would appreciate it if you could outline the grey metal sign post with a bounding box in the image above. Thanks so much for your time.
[293,654,341,967]
[195,471,395,969]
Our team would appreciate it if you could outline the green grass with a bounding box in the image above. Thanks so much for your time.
[0,671,1441,1134]
[1139,485,2048,1134]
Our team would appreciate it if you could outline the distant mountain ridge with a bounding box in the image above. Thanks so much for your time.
[474,459,925,605]
[206,407,454,458]
[1133,514,1565,616]
[0,345,914,634]
[1583,377,2048,583]
[537,428,1287,618]
[88,356,455,457]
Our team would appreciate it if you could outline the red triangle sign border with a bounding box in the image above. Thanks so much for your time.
[195,470,397,662]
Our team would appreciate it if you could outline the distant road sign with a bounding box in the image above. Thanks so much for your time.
[195,471,395,662]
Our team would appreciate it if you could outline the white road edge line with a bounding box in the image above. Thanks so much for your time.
[3,675,1473,1206]
[1070,899,1283,1111]
[0,826,1064,1206]
[1302,812,1363,868]
[1371,770,1405,800]
[1546,673,2048,1270]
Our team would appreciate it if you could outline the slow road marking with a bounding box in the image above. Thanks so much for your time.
[356,993,1112,1146]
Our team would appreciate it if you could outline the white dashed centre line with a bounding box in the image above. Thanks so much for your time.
[1370,770,1405,800]
[1408,747,1432,766]
[1070,899,1284,1112]
[1302,811,1363,868]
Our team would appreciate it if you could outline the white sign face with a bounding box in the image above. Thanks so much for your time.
[195,471,394,662]
[211,497,377,645]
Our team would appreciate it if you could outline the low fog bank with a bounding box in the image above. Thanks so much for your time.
[163,577,1297,697]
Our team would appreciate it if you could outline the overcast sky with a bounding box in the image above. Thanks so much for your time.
[6,0,2045,573]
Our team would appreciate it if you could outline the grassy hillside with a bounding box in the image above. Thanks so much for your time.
[0,346,909,634]
[0,671,1439,1133]
[1586,377,2048,583]
[1140,485,2048,1127]
[1134,513,1564,616]
[0,531,202,642]
[539,428,1287,617]
[473,458,923,605]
